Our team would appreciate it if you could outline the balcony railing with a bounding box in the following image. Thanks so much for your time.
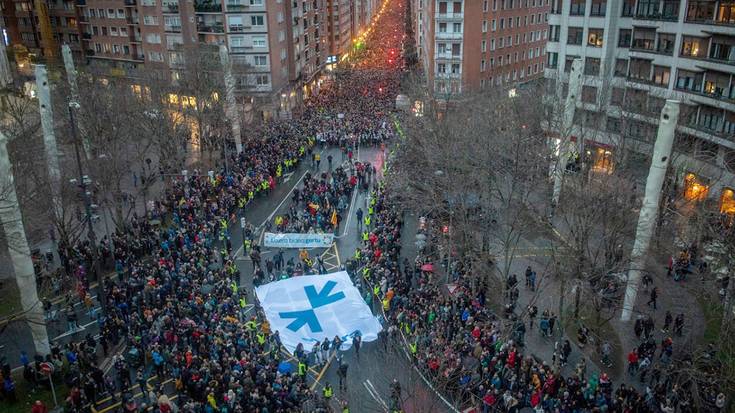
[164,3,179,12]
[82,32,92,39]
[165,24,182,31]
[197,23,225,33]
[633,11,678,21]
[231,45,252,53]
[226,3,248,10]
[195,2,222,12]
[76,0,86,5]
[228,24,249,32]
[435,12,463,19]
[124,0,136,6]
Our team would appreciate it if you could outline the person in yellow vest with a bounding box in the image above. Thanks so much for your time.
[373,284,380,299]
[298,359,308,382]
[368,205,374,215]
[322,383,334,402]
[382,297,390,311]
[276,164,282,178]
[364,216,371,228]
[362,231,369,243]
[362,267,370,280]
[354,248,361,260]
[256,332,266,346]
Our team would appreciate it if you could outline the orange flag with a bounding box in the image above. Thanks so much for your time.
[330,210,338,226]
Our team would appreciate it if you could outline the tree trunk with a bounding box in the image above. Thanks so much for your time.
[0,132,50,355]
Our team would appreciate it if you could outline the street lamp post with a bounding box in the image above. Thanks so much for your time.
[68,102,106,316]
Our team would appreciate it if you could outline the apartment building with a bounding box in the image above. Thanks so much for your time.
[545,0,735,209]
[413,0,549,95]
[2,0,381,117]
[1,0,84,60]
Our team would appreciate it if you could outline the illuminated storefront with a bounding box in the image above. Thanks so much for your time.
[683,172,709,201]
[721,188,735,214]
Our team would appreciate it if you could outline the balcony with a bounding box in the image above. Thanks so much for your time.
[163,3,179,12]
[228,24,250,32]
[78,15,88,22]
[165,25,182,32]
[130,33,142,42]
[686,1,735,26]
[85,49,95,56]
[124,0,136,6]
[76,0,86,5]
[436,31,463,39]
[435,12,463,19]
[226,2,248,11]
[127,16,139,25]
[82,32,92,39]
[197,23,225,33]
[231,45,253,53]
[195,1,222,12]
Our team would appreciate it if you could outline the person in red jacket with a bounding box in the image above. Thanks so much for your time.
[31,400,48,413]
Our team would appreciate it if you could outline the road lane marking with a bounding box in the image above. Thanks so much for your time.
[363,379,389,411]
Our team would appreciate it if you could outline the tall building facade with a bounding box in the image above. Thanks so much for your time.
[2,0,382,116]
[413,0,549,95]
[544,0,735,208]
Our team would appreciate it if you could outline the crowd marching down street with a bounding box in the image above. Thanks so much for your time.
[1,1,730,413]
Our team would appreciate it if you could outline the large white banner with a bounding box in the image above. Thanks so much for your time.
[255,271,382,353]
[263,232,334,248]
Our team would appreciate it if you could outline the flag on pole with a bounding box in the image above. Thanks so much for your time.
[330,210,338,226]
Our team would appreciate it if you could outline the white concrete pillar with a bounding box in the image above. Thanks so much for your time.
[0,131,51,356]
[61,44,79,100]
[0,36,13,87]
[61,45,91,158]
[219,45,242,154]
[621,100,680,321]
[34,64,63,215]
[552,58,583,206]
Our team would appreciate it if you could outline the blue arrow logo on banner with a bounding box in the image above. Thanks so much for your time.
[305,281,345,308]
[279,309,323,333]
[278,281,346,333]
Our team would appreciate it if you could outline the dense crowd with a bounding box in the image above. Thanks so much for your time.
[1,3,408,413]
[350,186,729,413]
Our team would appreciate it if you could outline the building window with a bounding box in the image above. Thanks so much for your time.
[585,57,600,75]
[653,65,671,86]
[686,0,715,22]
[483,20,488,32]
[549,25,560,41]
[629,58,652,80]
[632,28,656,50]
[590,0,606,16]
[709,35,735,63]
[439,23,447,33]
[567,27,583,45]
[570,0,585,15]
[564,55,579,72]
[656,33,676,55]
[438,63,446,73]
[622,0,634,16]
[254,55,267,65]
[618,29,632,47]
[611,87,624,105]
[547,51,558,68]
[684,173,709,201]
[716,1,735,24]
[582,85,598,103]
[681,36,707,57]
[253,36,266,47]
[588,28,604,47]
[251,15,264,26]
[636,0,658,18]
[614,58,628,77]
[481,40,487,52]
[721,188,735,215]
[675,69,703,92]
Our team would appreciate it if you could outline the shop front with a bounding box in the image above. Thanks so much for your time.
[683,172,710,201]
